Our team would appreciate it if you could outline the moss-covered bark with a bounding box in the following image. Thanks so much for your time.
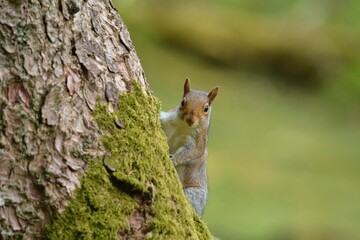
[47,83,212,239]
[0,0,211,238]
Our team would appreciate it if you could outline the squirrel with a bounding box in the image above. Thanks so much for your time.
[160,78,219,216]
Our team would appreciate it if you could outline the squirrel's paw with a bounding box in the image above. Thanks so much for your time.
[169,155,177,165]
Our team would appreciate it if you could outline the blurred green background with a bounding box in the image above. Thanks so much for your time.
[113,1,360,239]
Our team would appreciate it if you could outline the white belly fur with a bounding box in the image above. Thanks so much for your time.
[160,111,196,154]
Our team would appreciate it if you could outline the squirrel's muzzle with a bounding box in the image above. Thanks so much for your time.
[186,117,195,126]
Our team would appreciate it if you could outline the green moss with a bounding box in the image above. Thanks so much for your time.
[47,82,211,239]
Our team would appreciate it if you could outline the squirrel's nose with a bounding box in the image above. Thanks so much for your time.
[186,117,195,126]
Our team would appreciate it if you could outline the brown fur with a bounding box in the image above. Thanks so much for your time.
[160,78,218,215]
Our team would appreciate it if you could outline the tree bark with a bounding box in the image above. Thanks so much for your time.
[0,0,211,239]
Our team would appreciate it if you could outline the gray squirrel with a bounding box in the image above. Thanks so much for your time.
[160,78,219,216]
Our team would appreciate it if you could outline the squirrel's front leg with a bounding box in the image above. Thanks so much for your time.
[171,137,204,166]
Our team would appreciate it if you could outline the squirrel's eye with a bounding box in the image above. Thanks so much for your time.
[181,99,185,107]
[204,106,209,112]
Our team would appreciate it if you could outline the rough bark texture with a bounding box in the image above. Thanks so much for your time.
[0,0,211,239]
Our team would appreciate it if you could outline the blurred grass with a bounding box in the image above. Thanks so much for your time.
[117,0,360,94]
[114,1,360,239]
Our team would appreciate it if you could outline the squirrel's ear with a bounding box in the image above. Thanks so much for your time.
[208,86,219,105]
[184,78,191,96]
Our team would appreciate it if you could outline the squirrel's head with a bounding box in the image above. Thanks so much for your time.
[179,78,219,128]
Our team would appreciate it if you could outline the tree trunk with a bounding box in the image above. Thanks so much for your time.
[0,0,211,239]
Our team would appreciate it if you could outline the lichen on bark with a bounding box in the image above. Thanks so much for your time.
[46,82,212,239]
